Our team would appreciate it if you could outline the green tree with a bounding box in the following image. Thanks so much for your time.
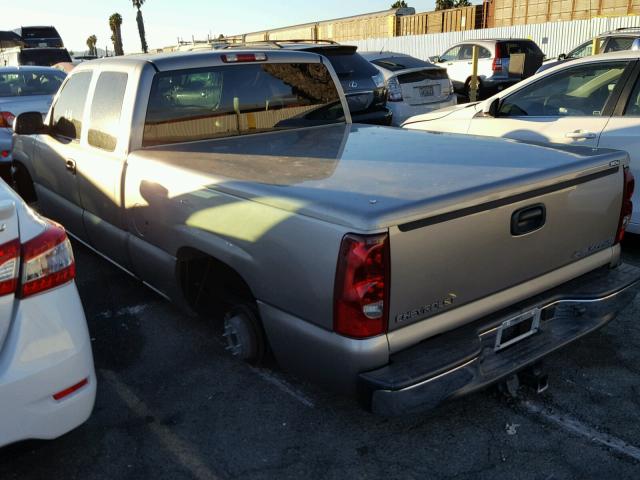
[455,0,472,7]
[132,0,149,53]
[109,13,125,56]
[391,1,408,7]
[86,35,97,56]
[435,0,454,10]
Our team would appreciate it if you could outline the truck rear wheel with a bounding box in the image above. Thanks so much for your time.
[223,304,265,364]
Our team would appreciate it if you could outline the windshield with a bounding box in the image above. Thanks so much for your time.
[0,70,66,97]
[18,49,72,66]
[143,62,345,147]
[371,56,432,71]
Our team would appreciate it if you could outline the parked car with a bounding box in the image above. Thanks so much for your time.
[0,66,66,180]
[360,51,456,126]
[538,27,640,73]
[432,38,544,99]
[224,40,392,125]
[403,50,640,234]
[12,49,640,416]
[0,178,96,448]
[12,26,64,48]
[0,47,72,67]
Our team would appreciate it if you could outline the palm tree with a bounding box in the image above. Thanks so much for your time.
[86,35,97,56]
[132,0,148,53]
[109,13,124,56]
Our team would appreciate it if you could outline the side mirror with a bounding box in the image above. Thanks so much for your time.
[13,112,46,135]
[431,56,441,63]
[557,53,567,61]
[632,38,640,51]
[482,98,500,117]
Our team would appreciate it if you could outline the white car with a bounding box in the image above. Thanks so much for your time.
[360,51,457,126]
[0,179,95,448]
[0,66,66,181]
[403,50,640,233]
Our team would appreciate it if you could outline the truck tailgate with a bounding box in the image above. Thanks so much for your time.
[388,162,623,339]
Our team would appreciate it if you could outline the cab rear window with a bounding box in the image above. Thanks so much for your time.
[143,62,345,147]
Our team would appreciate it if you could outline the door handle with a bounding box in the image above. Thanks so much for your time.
[511,204,546,236]
[565,130,596,139]
[65,158,76,174]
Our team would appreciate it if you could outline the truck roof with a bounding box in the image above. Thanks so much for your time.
[75,49,325,72]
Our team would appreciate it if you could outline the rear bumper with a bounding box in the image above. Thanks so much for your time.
[388,96,457,127]
[0,282,96,448]
[359,263,640,416]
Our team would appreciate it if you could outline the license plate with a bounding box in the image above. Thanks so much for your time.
[417,85,434,97]
[494,308,541,351]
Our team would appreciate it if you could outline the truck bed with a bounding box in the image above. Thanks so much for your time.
[134,124,625,231]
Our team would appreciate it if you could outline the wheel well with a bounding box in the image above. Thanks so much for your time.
[176,247,256,315]
[13,162,37,203]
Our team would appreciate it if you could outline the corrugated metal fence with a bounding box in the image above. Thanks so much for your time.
[350,15,640,60]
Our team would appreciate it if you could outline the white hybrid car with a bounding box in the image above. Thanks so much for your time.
[403,50,640,233]
[360,52,457,126]
[0,179,95,448]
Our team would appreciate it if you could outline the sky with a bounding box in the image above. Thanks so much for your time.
[4,0,444,55]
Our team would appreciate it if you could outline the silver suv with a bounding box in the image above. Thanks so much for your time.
[432,38,544,99]
[538,27,640,73]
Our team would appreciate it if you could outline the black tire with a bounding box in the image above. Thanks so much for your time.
[13,164,37,204]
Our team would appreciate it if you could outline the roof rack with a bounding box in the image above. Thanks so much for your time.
[223,39,338,49]
[615,27,640,32]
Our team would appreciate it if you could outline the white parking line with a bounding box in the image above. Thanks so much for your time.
[522,400,640,462]
[249,367,315,409]
[101,369,220,480]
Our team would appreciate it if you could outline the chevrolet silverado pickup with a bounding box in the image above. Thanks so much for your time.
[11,49,640,415]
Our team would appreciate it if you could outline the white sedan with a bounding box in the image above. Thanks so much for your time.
[0,178,95,448]
[403,50,640,233]
[360,51,457,126]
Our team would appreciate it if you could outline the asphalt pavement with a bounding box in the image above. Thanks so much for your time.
[1,237,640,479]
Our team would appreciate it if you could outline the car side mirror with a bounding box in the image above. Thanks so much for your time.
[557,53,567,61]
[432,56,441,63]
[632,39,640,51]
[14,112,47,135]
[482,98,500,117]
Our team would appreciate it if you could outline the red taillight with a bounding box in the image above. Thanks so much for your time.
[334,233,390,338]
[20,222,75,298]
[1,151,9,158]
[616,167,635,244]
[221,53,267,63]
[52,378,89,401]
[492,44,503,72]
[0,239,20,296]
[0,111,15,128]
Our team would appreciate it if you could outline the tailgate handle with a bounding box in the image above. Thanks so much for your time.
[511,204,546,236]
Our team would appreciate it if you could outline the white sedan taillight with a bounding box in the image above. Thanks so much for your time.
[0,222,75,298]
[387,76,403,102]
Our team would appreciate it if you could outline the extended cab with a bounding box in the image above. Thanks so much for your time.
[12,50,640,415]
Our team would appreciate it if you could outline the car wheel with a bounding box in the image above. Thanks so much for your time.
[222,304,266,364]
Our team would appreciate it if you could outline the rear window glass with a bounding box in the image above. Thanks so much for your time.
[317,51,378,79]
[89,72,128,151]
[143,62,345,147]
[371,56,430,71]
[19,27,60,39]
[19,49,71,66]
[499,41,543,57]
[0,70,65,97]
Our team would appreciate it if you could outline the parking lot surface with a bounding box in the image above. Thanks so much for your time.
[1,238,640,479]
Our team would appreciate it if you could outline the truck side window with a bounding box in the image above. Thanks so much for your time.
[623,77,640,116]
[88,72,128,151]
[51,72,92,140]
[498,62,627,117]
